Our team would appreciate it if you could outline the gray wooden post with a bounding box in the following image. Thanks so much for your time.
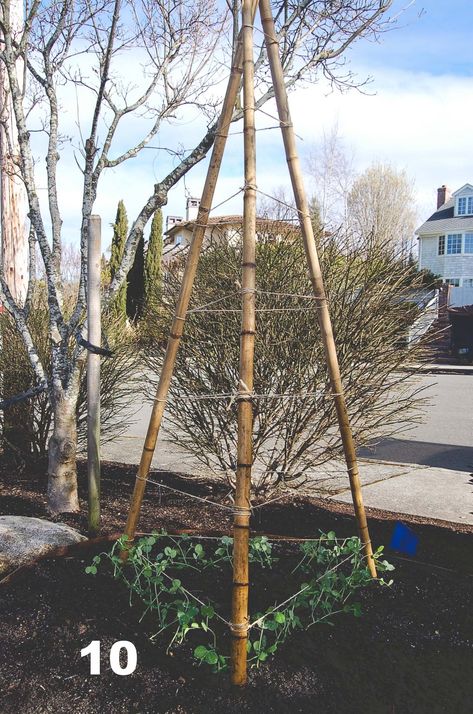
[87,215,101,536]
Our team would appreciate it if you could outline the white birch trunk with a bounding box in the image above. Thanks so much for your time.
[47,393,80,514]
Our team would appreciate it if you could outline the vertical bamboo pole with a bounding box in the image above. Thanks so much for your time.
[122,1,259,551]
[258,0,376,578]
[230,0,256,687]
[87,215,101,536]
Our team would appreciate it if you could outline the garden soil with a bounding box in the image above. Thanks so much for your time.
[0,461,472,713]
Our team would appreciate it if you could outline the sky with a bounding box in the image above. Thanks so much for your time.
[157,0,473,238]
[39,0,473,250]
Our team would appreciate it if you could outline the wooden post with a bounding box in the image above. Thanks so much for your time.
[121,0,259,552]
[87,215,101,537]
[0,0,28,306]
[258,0,376,578]
[0,0,30,454]
[230,0,256,687]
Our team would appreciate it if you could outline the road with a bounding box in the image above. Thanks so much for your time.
[358,373,473,473]
[103,372,473,474]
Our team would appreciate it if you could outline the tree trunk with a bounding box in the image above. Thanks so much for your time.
[47,396,79,514]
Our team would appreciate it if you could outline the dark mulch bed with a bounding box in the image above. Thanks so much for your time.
[1,460,473,713]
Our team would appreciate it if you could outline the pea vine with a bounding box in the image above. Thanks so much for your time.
[86,531,393,671]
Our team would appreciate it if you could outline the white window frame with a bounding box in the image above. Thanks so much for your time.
[462,278,473,288]
[456,195,473,216]
[438,235,445,255]
[444,278,460,287]
[447,233,462,254]
[464,233,473,254]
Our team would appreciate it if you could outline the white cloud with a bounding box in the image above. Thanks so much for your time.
[39,60,473,249]
[283,68,473,218]
[161,67,473,229]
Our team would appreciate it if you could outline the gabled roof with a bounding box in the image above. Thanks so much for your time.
[452,183,473,195]
[415,194,473,236]
[165,215,297,236]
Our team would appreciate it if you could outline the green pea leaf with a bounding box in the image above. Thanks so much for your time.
[204,650,219,665]
[201,605,215,618]
[194,645,208,660]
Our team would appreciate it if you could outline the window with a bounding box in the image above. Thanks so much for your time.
[457,196,473,215]
[438,235,445,255]
[447,234,462,254]
[175,235,183,246]
[463,278,473,288]
[445,278,460,287]
[464,233,473,253]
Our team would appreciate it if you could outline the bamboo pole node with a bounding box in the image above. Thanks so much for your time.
[174,315,186,321]
[241,287,256,294]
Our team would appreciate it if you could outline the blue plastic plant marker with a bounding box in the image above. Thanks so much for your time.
[390,521,419,556]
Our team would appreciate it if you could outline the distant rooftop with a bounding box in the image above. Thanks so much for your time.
[416,196,473,236]
[165,214,297,236]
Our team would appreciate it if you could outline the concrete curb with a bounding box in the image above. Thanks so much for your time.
[406,363,473,375]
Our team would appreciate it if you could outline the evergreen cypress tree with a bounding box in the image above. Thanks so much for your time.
[126,232,145,322]
[109,200,128,320]
[144,208,163,313]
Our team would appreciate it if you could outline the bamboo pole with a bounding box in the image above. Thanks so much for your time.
[87,215,102,536]
[230,0,256,687]
[122,1,259,552]
[258,0,377,578]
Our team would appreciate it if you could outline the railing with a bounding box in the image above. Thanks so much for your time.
[407,289,439,345]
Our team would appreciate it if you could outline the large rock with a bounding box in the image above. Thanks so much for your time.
[0,516,86,575]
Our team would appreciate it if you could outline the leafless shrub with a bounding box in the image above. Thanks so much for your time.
[145,230,431,494]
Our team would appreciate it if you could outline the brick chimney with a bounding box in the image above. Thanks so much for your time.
[437,185,451,209]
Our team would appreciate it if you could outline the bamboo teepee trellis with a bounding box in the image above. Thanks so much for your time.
[122,0,377,686]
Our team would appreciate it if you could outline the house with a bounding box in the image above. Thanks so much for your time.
[163,197,297,267]
[416,184,473,305]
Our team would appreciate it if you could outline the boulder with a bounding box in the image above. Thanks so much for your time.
[0,516,86,575]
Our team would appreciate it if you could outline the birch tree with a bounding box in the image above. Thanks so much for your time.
[0,0,405,513]
[306,124,354,230]
[348,163,417,257]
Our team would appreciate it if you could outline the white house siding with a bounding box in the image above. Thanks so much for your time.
[449,287,473,307]
[419,235,473,284]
